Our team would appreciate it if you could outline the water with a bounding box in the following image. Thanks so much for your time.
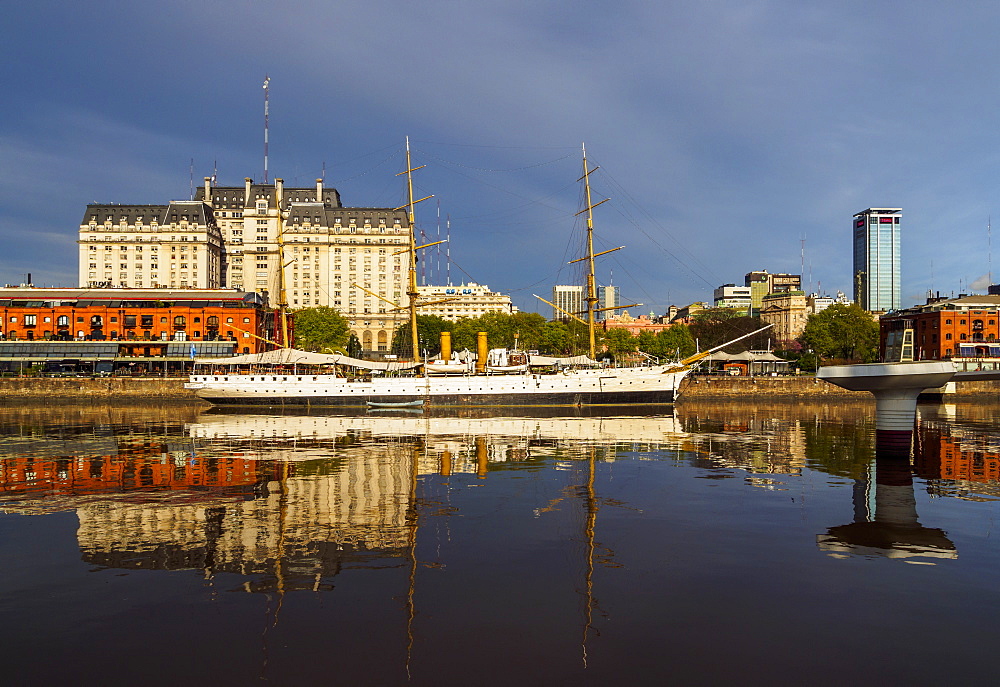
[1,401,998,685]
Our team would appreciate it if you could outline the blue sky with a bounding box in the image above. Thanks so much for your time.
[3,1,1000,314]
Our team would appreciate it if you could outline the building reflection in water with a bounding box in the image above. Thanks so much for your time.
[3,403,1000,588]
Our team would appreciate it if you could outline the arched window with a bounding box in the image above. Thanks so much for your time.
[57,315,69,326]
[90,315,103,327]
[206,316,219,327]
[173,316,186,327]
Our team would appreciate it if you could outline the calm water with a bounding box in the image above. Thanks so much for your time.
[1,401,998,686]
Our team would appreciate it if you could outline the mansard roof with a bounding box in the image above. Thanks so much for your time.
[195,184,343,209]
[82,204,166,225]
[83,202,216,227]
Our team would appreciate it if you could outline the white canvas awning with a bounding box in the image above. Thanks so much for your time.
[195,348,422,370]
[528,354,599,366]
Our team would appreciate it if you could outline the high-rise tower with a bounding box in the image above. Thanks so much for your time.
[853,208,901,312]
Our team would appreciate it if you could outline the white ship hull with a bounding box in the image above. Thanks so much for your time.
[185,365,690,407]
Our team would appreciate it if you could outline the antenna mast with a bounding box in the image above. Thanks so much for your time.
[263,75,270,184]
[189,158,194,200]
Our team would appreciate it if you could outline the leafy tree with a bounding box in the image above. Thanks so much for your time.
[291,307,350,352]
[800,303,879,363]
[391,315,453,357]
[603,328,637,359]
[689,312,769,353]
[655,324,697,360]
[346,333,362,358]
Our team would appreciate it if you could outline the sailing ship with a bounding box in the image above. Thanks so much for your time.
[186,143,753,407]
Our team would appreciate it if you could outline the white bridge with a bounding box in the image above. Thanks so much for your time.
[817,361,1000,455]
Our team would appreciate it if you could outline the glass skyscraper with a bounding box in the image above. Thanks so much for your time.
[853,208,901,312]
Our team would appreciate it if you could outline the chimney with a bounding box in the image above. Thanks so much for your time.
[244,177,252,205]
[316,178,323,203]
[275,178,283,210]
[203,177,212,204]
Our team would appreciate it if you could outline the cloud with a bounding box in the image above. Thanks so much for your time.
[970,274,993,292]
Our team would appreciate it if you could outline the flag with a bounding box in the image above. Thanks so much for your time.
[190,344,197,360]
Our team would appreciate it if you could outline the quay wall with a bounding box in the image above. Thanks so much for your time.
[680,376,1000,400]
[0,375,996,403]
[0,377,201,404]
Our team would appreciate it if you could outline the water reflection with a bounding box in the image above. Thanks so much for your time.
[0,402,991,575]
[2,402,1000,682]
[817,455,957,560]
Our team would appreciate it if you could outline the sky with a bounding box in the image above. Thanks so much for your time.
[3,0,1000,315]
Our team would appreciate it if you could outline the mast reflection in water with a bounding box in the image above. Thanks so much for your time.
[0,402,999,685]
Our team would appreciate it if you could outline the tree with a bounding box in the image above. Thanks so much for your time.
[800,303,879,363]
[346,333,362,358]
[391,315,452,358]
[689,312,769,353]
[603,328,637,360]
[655,324,697,360]
[291,307,350,352]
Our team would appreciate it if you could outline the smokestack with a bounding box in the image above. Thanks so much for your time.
[476,332,488,374]
[203,177,212,203]
[316,178,323,203]
[440,331,452,361]
[275,178,283,211]
[244,177,252,205]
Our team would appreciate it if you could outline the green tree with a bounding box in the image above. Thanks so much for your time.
[603,328,637,360]
[655,324,697,360]
[800,303,879,363]
[391,315,453,358]
[689,312,768,353]
[346,333,362,358]
[291,307,350,352]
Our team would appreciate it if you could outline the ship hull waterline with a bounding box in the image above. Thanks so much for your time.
[189,389,677,407]
[186,368,688,408]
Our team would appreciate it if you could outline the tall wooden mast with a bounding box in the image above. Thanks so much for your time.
[403,137,422,362]
[581,145,599,360]
[275,178,289,347]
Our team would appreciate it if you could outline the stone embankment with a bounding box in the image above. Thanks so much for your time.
[680,375,1000,401]
[0,377,200,404]
[0,374,996,404]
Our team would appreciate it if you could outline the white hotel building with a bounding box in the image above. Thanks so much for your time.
[79,177,411,352]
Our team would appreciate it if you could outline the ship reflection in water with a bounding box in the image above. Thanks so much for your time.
[0,402,999,684]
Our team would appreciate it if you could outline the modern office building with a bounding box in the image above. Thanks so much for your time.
[744,270,802,314]
[713,284,752,312]
[552,285,584,321]
[596,285,620,322]
[78,177,411,353]
[853,208,901,312]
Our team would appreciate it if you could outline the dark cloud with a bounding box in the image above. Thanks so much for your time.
[3,1,999,310]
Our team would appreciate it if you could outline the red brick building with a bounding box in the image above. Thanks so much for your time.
[880,294,1000,365]
[0,288,278,374]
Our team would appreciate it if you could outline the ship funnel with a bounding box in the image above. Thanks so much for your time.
[440,331,452,362]
[476,332,488,374]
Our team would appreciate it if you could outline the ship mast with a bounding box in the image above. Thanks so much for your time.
[404,138,422,362]
[581,145,599,359]
[275,178,289,347]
